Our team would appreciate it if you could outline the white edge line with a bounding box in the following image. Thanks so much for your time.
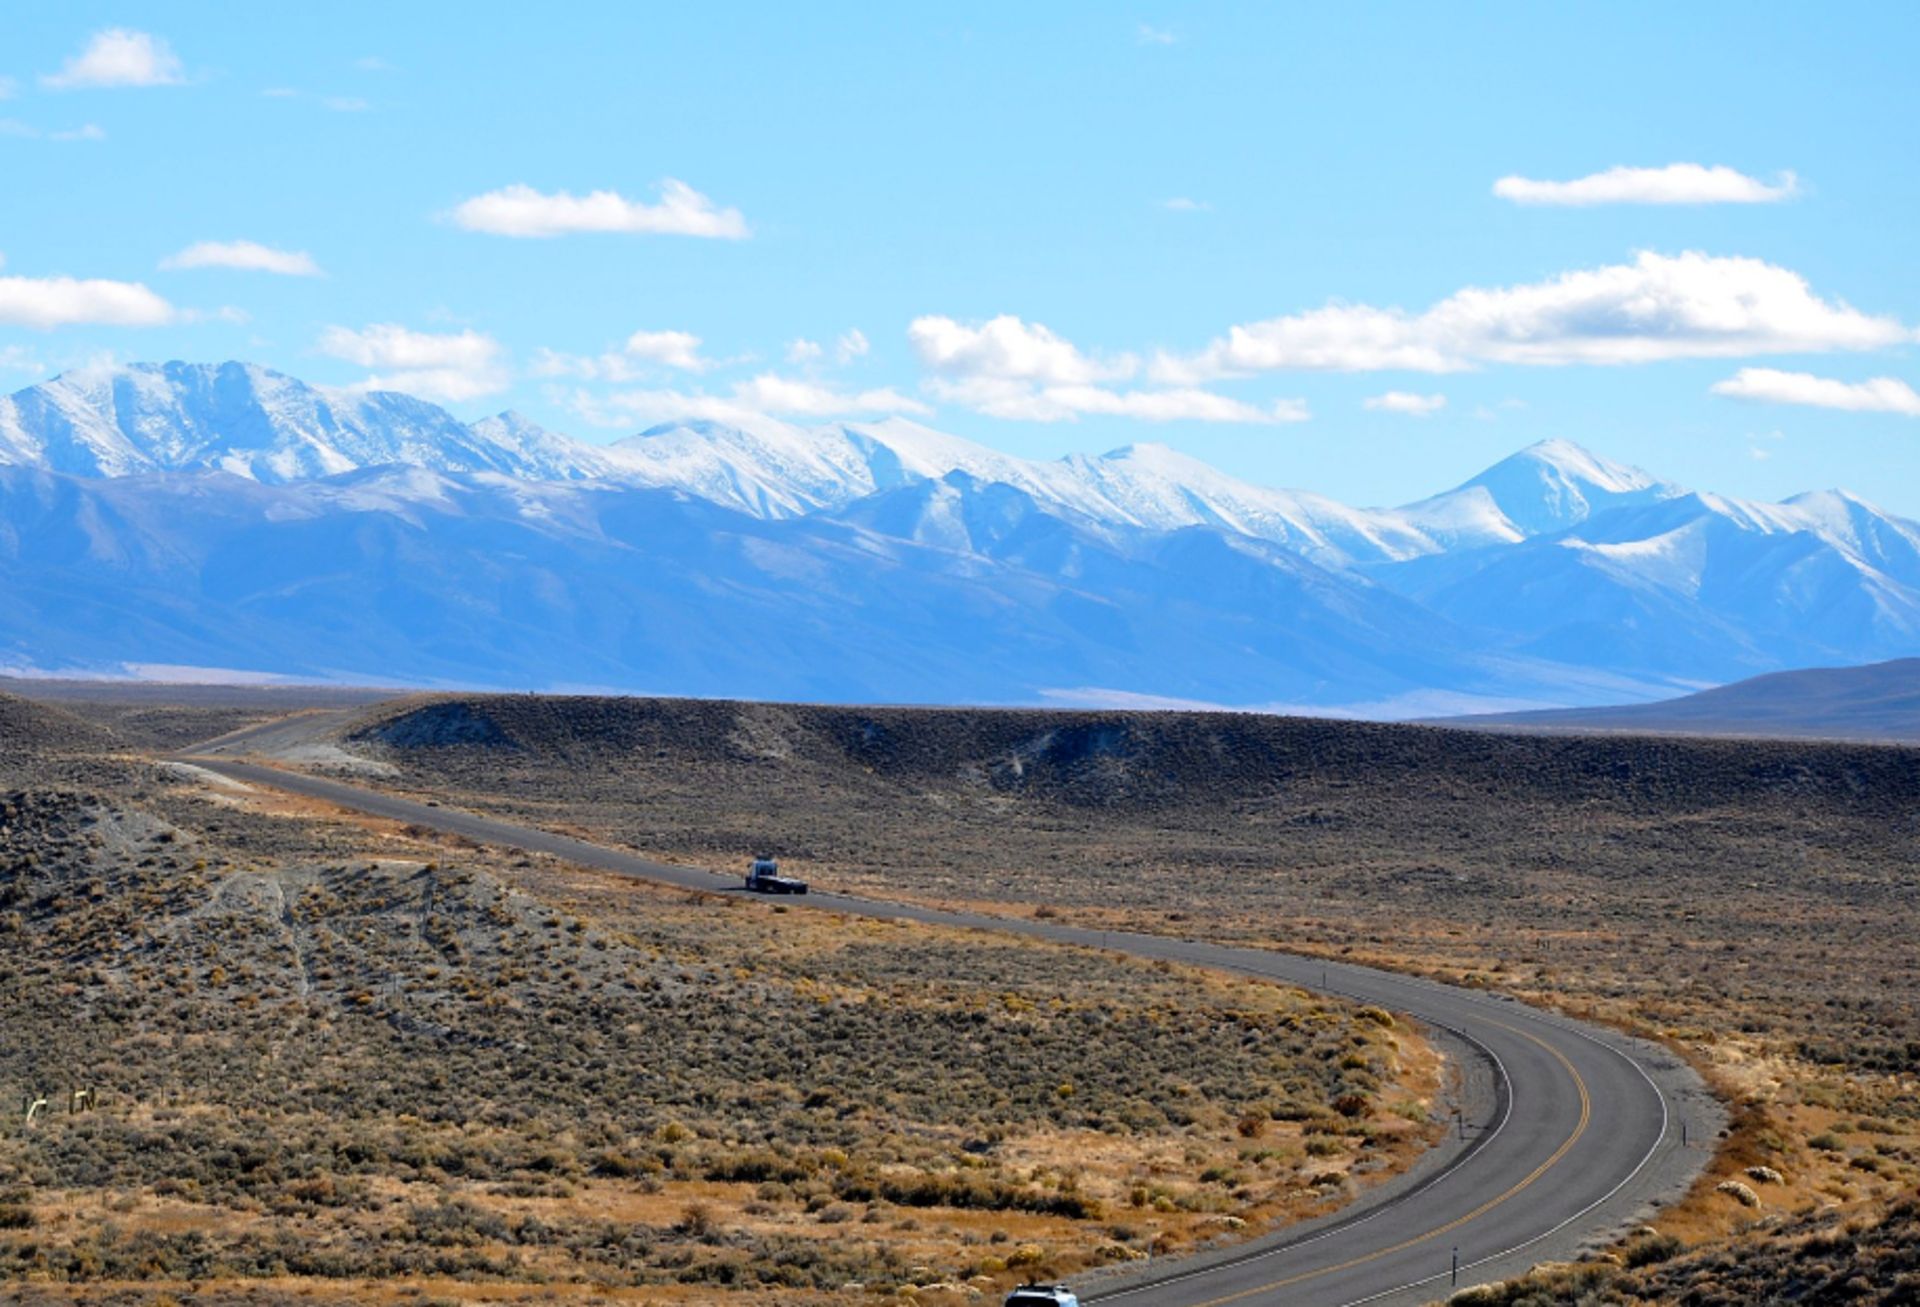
[1335,1022,1673,1306]
[200,759,1687,1307]
[1091,1007,1516,1301]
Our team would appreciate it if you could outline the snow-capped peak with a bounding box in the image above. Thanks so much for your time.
[1395,437,1682,548]
[0,361,607,485]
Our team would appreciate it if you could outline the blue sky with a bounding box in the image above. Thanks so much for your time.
[3,2,1918,509]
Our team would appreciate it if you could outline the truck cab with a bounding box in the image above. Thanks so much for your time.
[745,856,808,895]
[1004,1287,1079,1307]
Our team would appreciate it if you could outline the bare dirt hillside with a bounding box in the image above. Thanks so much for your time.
[0,693,118,763]
[1444,656,1920,743]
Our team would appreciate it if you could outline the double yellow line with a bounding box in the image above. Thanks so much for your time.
[1188,1020,1592,1306]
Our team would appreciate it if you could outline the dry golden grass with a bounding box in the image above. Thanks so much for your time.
[0,705,1445,1303]
[322,693,1920,1300]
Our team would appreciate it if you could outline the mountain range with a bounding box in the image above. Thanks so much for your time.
[3,359,1916,714]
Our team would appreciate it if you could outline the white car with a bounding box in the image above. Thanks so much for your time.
[1004,1287,1080,1307]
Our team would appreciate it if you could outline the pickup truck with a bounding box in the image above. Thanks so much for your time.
[745,856,808,895]
[1004,1287,1079,1307]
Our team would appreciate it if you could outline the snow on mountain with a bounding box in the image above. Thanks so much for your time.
[5,359,1920,709]
[1396,437,1681,550]
[467,410,616,480]
[1063,442,1438,566]
[0,361,604,484]
[0,461,1572,709]
[0,362,1653,570]
[596,416,921,516]
[604,416,1434,567]
[1396,487,1920,682]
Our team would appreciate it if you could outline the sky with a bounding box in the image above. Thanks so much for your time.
[3,2,1918,511]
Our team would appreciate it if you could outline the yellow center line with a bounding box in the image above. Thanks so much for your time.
[1186,1020,1593,1307]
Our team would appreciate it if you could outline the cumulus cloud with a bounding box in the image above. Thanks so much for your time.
[43,29,184,89]
[1711,367,1920,417]
[1154,251,1914,381]
[0,269,175,328]
[451,180,749,239]
[1364,391,1447,417]
[318,323,508,402]
[1494,163,1798,206]
[161,240,322,277]
[910,313,1303,423]
[622,329,708,372]
[786,338,824,364]
[574,373,928,427]
[1137,23,1177,44]
[532,329,714,381]
[1161,197,1210,212]
[910,314,1136,386]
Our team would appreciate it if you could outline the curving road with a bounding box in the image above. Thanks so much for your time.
[177,745,1715,1306]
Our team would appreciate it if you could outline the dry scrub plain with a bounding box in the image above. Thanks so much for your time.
[320,693,1920,1304]
[0,693,1441,1304]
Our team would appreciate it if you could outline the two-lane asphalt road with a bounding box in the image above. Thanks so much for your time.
[179,752,1715,1306]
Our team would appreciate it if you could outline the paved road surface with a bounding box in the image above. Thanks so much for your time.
[181,751,1714,1306]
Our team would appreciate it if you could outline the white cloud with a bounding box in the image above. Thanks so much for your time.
[1493,163,1798,206]
[784,331,867,366]
[910,314,1136,386]
[532,329,713,382]
[161,240,322,277]
[180,304,251,326]
[577,373,928,427]
[1711,367,1920,417]
[1364,391,1447,417]
[451,180,749,239]
[0,345,44,376]
[261,87,300,99]
[1155,251,1915,380]
[926,374,1304,424]
[0,270,175,328]
[43,29,185,89]
[1161,197,1210,212]
[622,329,708,372]
[530,348,611,381]
[732,373,927,417]
[0,77,17,100]
[1137,23,1177,45]
[323,96,369,113]
[318,323,508,402]
[354,56,398,73]
[911,313,1296,423]
[1,119,107,142]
